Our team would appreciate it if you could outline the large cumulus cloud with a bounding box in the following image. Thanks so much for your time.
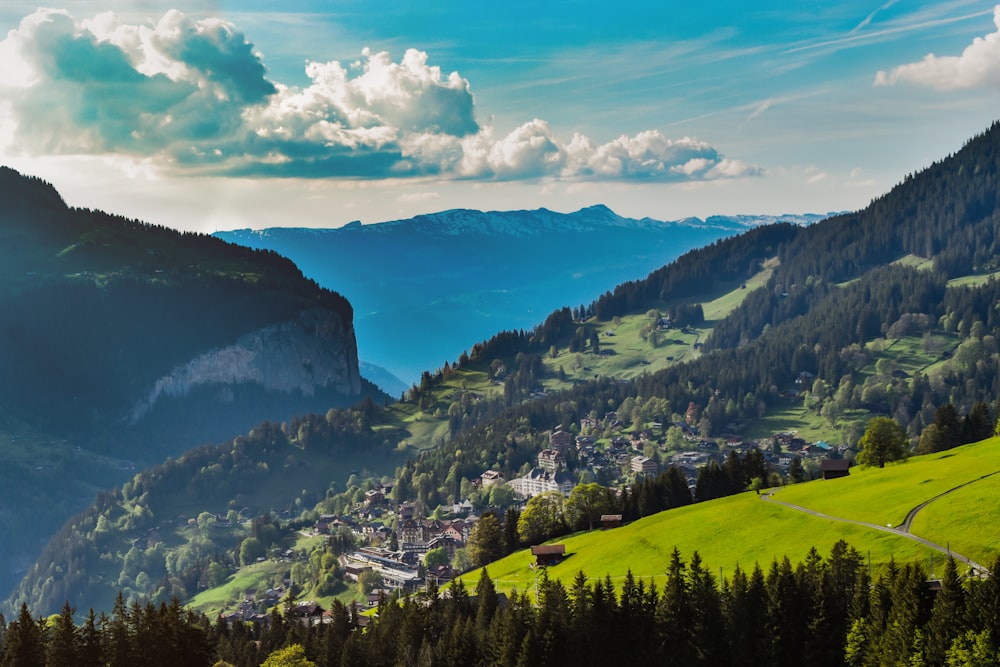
[875,5,1000,90]
[0,8,758,182]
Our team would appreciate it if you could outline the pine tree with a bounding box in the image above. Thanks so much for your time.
[657,548,696,663]
[925,558,966,665]
[47,602,80,667]
[78,609,104,667]
[1,603,45,667]
[475,568,499,632]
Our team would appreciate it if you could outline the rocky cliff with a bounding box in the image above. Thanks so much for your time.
[131,307,362,423]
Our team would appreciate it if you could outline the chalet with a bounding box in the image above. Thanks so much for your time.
[600,514,623,530]
[425,564,455,586]
[538,448,567,472]
[795,371,815,385]
[398,519,422,545]
[480,470,504,487]
[426,535,462,559]
[288,602,325,626]
[441,521,466,543]
[531,544,566,567]
[820,459,851,480]
[549,428,574,452]
[630,455,659,476]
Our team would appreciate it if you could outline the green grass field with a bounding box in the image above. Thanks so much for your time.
[773,439,1000,533]
[459,490,937,600]
[459,437,1000,598]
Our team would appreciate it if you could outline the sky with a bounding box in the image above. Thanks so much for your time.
[1,1,1000,233]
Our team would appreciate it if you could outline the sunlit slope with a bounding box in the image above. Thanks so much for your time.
[461,437,1000,596]
[773,437,1000,552]
[461,492,936,598]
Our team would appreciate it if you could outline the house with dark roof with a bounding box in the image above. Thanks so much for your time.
[820,459,850,480]
[530,544,566,567]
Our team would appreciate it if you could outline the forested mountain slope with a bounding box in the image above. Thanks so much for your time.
[0,166,382,600]
[10,122,1000,617]
[217,206,828,386]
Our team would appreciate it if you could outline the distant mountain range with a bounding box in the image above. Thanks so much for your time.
[217,206,832,389]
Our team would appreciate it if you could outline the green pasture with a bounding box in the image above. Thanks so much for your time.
[909,476,1000,567]
[459,489,936,600]
[774,438,1000,530]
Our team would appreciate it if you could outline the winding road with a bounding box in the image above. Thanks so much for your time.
[761,471,1000,577]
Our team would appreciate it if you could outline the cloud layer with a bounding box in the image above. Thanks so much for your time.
[875,5,1000,90]
[0,9,759,182]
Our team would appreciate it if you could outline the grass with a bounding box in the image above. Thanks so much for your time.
[458,437,1000,598]
[946,273,997,288]
[773,438,1000,531]
[908,475,1000,567]
[744,403,844,444]
[459,490,936,600]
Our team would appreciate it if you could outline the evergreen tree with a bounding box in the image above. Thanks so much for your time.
[926,557,967,666]
[657,548,695,663]
[789,456,806,483]
[46,603,80,667]
[468,511,504,568]
[78,609,104,667]
[1,604,45,667]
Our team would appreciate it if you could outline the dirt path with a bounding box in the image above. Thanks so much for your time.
[761,479,992,576]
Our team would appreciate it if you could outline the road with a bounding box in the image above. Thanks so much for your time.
[761,473,998,577]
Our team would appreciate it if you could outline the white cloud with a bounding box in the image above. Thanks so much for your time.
[0,8,758,184]
[875,5,1000,89]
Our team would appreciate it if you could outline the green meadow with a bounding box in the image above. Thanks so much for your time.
[773,438,1000,532]
[460,437,1000,598]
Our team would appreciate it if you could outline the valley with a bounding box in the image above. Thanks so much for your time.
[2,120,1000,667]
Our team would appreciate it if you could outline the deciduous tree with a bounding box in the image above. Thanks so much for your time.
[857,416,908,468]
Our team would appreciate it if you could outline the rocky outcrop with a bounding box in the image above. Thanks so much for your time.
[131,307,361,423]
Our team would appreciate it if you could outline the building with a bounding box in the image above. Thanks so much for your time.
[549,427,574,452]
[631,455,659,476]
[530,544,566,567]
[537,448,566,472]
[508,468,575,498]
[480,470,504,487]
[820,459,851,480]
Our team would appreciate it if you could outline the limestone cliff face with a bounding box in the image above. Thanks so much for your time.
[131,307,361,423]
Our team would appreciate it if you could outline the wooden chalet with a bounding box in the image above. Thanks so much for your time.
[530,544,566,567]
[600,514,623,530]
[820,459,851,480]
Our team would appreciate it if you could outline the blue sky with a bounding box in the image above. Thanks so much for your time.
[1,1,999,231]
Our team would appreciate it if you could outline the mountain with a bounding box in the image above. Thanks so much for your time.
[0,166,381,598]
[11,120,1000,618]
[216,207,830,388]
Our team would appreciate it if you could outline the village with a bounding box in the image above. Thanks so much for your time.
[215,404,855,625]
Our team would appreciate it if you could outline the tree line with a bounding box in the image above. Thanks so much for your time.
[3,542,999,666]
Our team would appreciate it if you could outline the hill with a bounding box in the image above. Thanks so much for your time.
[10,121,1000,617]
[0,167,383,600]
[216,207,829,386]
[457,436,1000,598]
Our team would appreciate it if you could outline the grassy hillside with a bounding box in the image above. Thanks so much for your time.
[458,437,1000,597]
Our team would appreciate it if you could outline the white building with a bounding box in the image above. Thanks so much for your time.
[507,468,575,498]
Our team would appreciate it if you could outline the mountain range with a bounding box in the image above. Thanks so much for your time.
[4,120,1000,618]
[216,207,831,390]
